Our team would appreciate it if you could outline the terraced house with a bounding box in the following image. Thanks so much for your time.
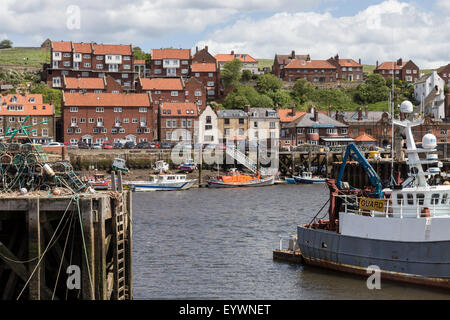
[149,48,191,78]
[62,92,153,145]
[283,59,337,83]
[215,51,259,74]
[158,102,198,143]
[135,77,206,110]
[374,58,420,83]
[61,75,122,93]
[272,50,310,79]
[192,46,220,99]
[0,94,55,144]
[326,54,363,82]
[47,41,136,91]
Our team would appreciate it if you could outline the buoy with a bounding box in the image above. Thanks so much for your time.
[20,188,27,195]
[52,188,61,196]
[43,164,55,177]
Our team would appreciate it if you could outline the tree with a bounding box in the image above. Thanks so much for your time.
[266,90,292,108]
[0,39,13,49]
[241,69,252,82]
[30,83,63,116]
[223,84,274,109]
[133,47,151,65]
[221,59,243,89]
[256,73,282,94]
[354,74,389,104]
[292,78,314,104]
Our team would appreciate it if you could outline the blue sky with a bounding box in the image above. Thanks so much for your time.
[1,0,449,68]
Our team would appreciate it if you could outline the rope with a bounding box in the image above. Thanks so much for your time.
[52,209,75,300]
[16,196,75,300]
[307,198,330,228]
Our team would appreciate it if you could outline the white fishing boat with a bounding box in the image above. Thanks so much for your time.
[126,174,196,191]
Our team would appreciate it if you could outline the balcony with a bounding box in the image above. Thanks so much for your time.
[115,122,122,127]
[71,122,77,127]
[140,121,147,127]
[97,122,104,127]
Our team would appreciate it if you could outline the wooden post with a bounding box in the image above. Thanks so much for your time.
[111,171,116,192]
[27,198,41,300]
[198,146,202,185]
[125,190,133,299]
[94,197,107,299]
[117,171,123,192]
[80,198,95,300]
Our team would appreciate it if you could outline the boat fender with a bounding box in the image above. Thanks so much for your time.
[420,207,430,218]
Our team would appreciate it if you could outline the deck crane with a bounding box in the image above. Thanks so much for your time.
[336,143,384,198]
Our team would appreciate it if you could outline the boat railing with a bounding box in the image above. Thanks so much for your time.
[278,234,299,251]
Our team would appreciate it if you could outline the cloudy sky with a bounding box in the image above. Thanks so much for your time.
[1,0,449,68]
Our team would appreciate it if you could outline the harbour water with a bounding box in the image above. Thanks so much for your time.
[132,184,450,299]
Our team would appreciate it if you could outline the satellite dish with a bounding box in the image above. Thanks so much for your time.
[400,100,413,113]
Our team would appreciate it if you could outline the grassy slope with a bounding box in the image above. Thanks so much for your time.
[257,58,274,70]
[0,47,50,67]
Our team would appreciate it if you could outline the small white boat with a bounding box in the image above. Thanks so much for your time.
[293,171,326,184]
[153,160,169,173]
[126,174,196,191]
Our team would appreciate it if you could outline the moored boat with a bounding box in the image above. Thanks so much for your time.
[285,177,296,184]
[87,173,111,190]
[294,171,326,184]
[207,168,275,188]
[126,174,196,191]
[296,100,450,289]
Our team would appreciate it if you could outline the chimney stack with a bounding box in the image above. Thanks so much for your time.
[231,50,234,55]
[358,58,361,65]
[376,60,379,68]
[334,54,339,61]
[291,105,295,117]
[244,104,250,113]
[328,105,332,117]
[291,50,295,59]
[308,105,315,114]
[205,45,208,52]
[397,58,402,66]
[358,107,362,120]
[314,109,319,122]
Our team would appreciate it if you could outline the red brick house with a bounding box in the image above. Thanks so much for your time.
[0,94,55,144]
[62,75,122,93]
[191,45,220,99]
[437,63,450,86]
[326,54,363,82]
[47,41,136,91]
[272,51,310,79]
[149,49,191,78]
[215,51,258,74]
[136,77,206,110]
[62,92,153,144]
[374,58,420,82]
[283,59,337,83]
[158,102,198,143]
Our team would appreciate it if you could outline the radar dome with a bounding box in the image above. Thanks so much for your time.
[422,133,437,149]
[400,100,413,113]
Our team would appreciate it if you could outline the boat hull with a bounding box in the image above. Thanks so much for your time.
[294,176,326,184]
[297,225,450,289]
[285,177,296,184]
[128,180,196,191]
[207,176,275,188]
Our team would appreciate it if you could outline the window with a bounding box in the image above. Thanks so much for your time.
[166,120,172,128]
[208,73,213,77]
[207,81,215,87]
[96,107,104,113]
[119,128,125,133]
[172,120,177,128]
[114,107,122,112]
[181,60,188,65]
[139,107,147,113]
[96,55,103,60]
[397,194,403,205]
[187,120,192,128]
[171,91,178,97]
[431,194,440,205]
[297,128,303,134]
[206,116,211,124]
[75,128,81,133]
[63,61,71,67]
[123,118,129,123]
[70,107,78,112]
[84,63,91,68]
[195,91,202,97]
[407,193,414,205]
[154,69,162,74]
[42,129,48,137]
[111,128,118,134]
[181,69,188,74]
[239,118,244,125]
[80,118,86,123]
[96,64,103,69]
[342,128,348,134]
[416,194,425,205]
[124,65,131,70]
[132,118,138,123]
[442,193,448,204]
[270,122,275,129]
[83,54,91,59]
[89,118,94,123]
[224,119,230,125]
[122,73,128,78]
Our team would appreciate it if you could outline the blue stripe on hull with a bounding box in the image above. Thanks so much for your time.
[297,226,450,283]
[133,182,190,191]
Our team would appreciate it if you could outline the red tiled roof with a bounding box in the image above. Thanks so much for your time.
[152,49,191,60]
[134,59,146,65]
[52,41,72,52]
[215,53,258,63]
[64,77,105,90]
[191,63,216,73]
[285,59,336,69]
[338,59,361,67]
[63,93,151,107]
[277,109,305,123]
[92,44,132,55]
[73,42,92,54]
[0,94,53,116]
[354,133,376,142]
[376,61,405,70]
[139,78,183,91]
[160,102,198,117]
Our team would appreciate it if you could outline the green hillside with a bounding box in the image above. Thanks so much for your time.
[0,47,50,67]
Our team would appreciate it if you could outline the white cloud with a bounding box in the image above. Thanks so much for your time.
[196,0,450,69]
[435,0,450,13]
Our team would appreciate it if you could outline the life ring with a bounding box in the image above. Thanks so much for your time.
[420,207,430,217]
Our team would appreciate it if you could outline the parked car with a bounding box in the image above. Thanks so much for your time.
[136,141,152,149]
[123,141,136,149]
[91,143,102,150]
[67,142,79,150]
[102,142,113,149]
[45,142,64,147]
[160,142,172,149]
[178,159,197,172]
[78,141,90,149]
[112,142,123,149]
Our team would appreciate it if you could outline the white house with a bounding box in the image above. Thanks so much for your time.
[196,105,219,144]
[414,71,446,119]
